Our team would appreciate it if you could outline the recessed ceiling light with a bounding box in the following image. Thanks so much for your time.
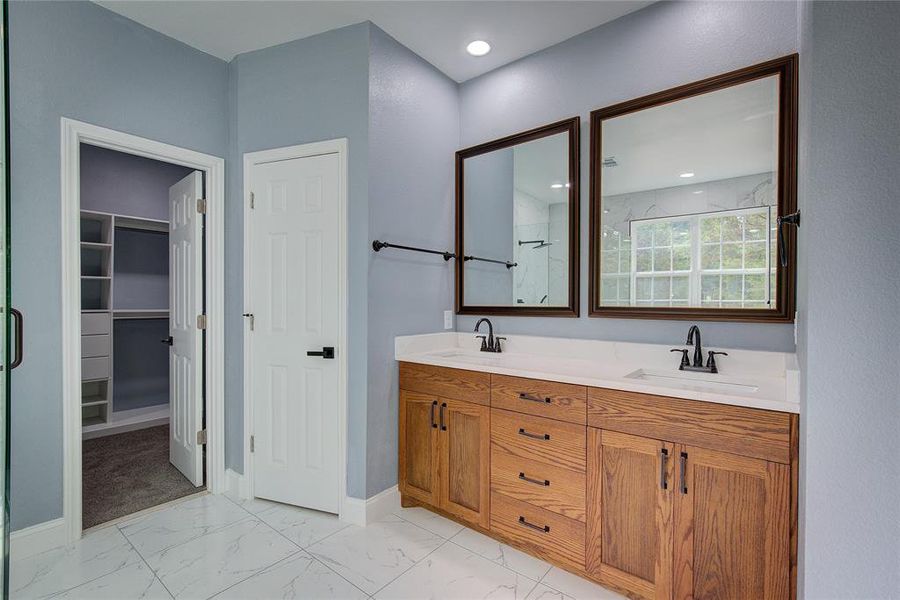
[466,40,491,57]
[693,190,704,195]
[679,172,695,178]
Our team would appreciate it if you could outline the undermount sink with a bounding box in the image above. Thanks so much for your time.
[625,368,759,394]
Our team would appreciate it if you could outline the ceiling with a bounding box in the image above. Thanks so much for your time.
[602,75,780,196]
[94,1,652,82]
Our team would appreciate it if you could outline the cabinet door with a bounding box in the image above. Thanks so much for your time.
[587,429,674,600]
[439,398,490,528]
[399,391,440,505]
[674,445,790,600]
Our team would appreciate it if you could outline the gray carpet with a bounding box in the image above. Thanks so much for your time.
[82,424,204,529]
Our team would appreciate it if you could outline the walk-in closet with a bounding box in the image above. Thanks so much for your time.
[79,144,206,528]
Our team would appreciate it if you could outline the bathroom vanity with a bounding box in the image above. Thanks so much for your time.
[396,333,799,600]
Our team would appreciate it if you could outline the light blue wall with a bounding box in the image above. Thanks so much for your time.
[226,24,372,496]
[80,144,194,221]
[456,1,799,351]
[8,1,228,530]
[463,149,514,305]
[366,26,458,497]
[798,2,900,597]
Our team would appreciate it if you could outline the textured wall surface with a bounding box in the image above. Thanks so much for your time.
[366,26,459,497]
[798,2,900,597]
[456,0,799,351]
[8,0,228,530]
[80,144,193,221]
[225,24,371,496]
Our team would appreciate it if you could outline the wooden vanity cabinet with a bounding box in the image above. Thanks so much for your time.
[673,445,790,600]
[398,363,798,600]
[587,387,796,600]
[586,429,674,600]
[398,364,491,529]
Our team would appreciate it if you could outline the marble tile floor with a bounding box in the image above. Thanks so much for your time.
[10,493,627,600]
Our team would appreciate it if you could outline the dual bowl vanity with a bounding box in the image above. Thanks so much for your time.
[396,332,799,600]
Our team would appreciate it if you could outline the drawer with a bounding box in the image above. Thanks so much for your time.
[491,408,586,472]
[81,312,110,336]
[82,357,110,381]
[491,447,586,521]
[491,374,586,424]
[588,387,793,464]
[81,334,110,358]
[399,362,490,406]
[491,491,585,571]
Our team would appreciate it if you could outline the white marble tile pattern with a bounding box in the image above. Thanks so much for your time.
[10,526,139,599]
[254,503,350,548]
[374,541,539,599]
[450,527,553,581]
[393,506,465,539]
[145,518,298,599]
[50,559,173,600]
[212,551,368,600]
[11,493,637,600]
[540,567,628,600]
[119,493,250,557]
[307,514,445,595]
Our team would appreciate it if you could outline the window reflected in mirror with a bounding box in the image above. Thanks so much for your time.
[591,56,797,321]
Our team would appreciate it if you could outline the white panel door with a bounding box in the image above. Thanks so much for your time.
[249,152,340,513]
[169,171,204,486]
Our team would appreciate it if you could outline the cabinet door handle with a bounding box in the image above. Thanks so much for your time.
[430,401,437,429]
[519,392,551,404]
[518,516,550,533]
[518,472,550,487]
[679,452,688,495]
[439,403,447,431]
[659,448,669,490]
[10,308,23,369]
[518,428,550,441]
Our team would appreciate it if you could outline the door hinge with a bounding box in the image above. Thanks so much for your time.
[197,429,208,445]
[197,314,208,330]
[249,192,255,209]
[197,198,207,214]
[250,435,255,453]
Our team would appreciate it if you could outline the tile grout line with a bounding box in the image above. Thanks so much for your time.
[118,524,179,600]
[200,549,307,600]
[367,536,453,598]
[444,536,551,583]
[221,493,372,599]
[117,495,256,561]
[30,529,147,600]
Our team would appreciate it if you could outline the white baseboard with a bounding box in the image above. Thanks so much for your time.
[82,405,169,440]
[341,485,400,527]
[225,468,249,499]
[10,518,67,559]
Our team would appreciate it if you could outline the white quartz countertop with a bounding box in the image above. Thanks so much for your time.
[396,332,800,414]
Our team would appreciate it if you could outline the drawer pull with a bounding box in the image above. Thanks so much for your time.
[517,428,550,441]
[519,392,551,404]
[518,472,550,487]
[518,516,550,533]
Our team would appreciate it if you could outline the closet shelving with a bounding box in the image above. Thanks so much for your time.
[80,209,170,432]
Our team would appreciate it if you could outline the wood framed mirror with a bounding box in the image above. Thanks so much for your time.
[456,118,580,317]
[589,55,798,322]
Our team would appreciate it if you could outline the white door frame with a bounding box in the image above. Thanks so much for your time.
[242,139,349,520]
[61,118,226,543]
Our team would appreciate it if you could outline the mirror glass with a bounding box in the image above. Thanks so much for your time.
[458,120,578,314]
[597,74,782,311]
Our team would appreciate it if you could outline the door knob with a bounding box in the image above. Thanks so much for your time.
[161,336,174,346]
[306,347,335,359]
